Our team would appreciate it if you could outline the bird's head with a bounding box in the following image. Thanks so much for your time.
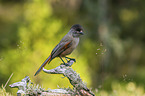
[69,24,84,37]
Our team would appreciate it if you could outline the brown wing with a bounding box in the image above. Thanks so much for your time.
[51,41,72,59]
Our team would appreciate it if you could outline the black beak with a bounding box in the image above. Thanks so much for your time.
[79,31,84,35]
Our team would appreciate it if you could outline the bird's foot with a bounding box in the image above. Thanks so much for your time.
[60,62,70,66]
[61,62,66,65]
[68,58,76,63]
[64,59,76,66]
[60,59,75,67]
[65,57,76,63]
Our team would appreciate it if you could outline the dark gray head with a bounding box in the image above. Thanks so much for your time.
[70,24,84,37]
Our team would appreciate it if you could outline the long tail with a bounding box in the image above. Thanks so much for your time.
[34,55,52,76]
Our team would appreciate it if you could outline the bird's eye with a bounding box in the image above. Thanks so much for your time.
[76,28,81,32]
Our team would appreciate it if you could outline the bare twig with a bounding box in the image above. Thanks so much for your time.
[4,73,13,88]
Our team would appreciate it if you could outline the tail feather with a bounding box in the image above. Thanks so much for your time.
[34,55,51,76]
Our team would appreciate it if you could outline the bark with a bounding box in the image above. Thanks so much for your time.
[9,60,95,96]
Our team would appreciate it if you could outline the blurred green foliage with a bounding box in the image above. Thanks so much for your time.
[0,0,145,95]
[96,82,145,96]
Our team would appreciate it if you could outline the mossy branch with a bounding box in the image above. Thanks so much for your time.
[9,60,95,96]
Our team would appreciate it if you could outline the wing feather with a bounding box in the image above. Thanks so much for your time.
[51,40,72,58]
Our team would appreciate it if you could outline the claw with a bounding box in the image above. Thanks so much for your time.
[65,57,76,63]
[69,58,76,62]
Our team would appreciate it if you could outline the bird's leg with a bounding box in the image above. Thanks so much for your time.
[65,57,69,62]
[59,57,65,64]
[60,57,70,66]
[65,57,76,62]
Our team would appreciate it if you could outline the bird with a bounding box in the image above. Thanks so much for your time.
[34,24,84,76]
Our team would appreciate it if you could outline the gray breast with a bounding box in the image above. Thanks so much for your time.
[72,37,79,49]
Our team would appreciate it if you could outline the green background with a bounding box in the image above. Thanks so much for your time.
[0,0,145,95]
